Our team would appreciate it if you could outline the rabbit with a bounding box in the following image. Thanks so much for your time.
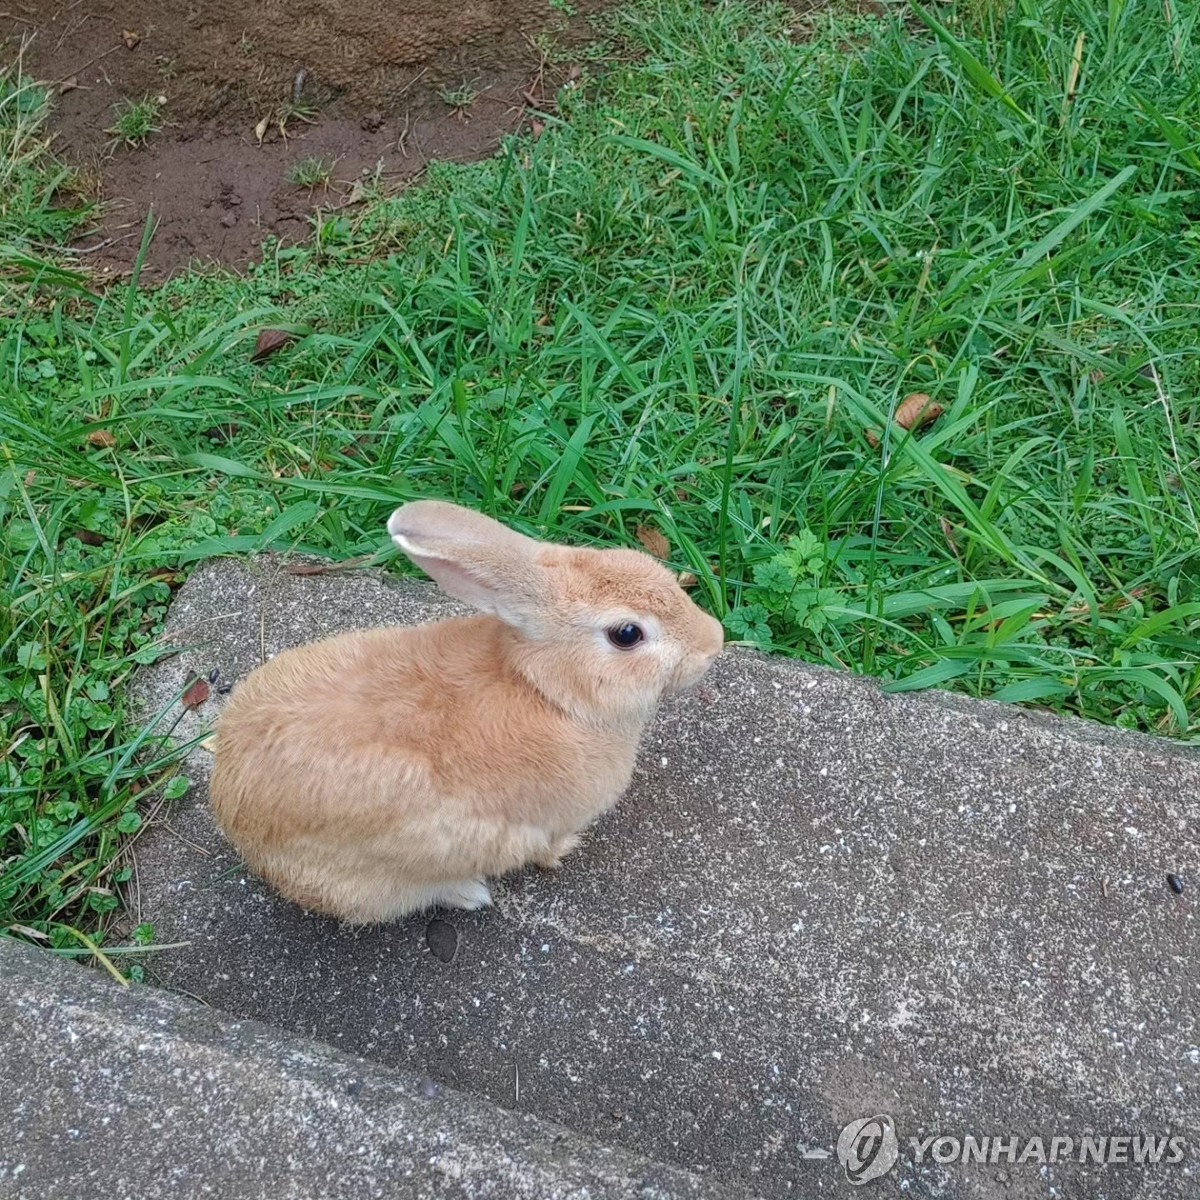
[208,500,725,924]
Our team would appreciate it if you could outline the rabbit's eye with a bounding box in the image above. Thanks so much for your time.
[607,623,644,649]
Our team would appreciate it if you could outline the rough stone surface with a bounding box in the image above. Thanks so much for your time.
[123,555,1199,1199]
[0,938,738,1200]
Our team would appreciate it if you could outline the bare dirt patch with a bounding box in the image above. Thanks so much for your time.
[2,0,614,280]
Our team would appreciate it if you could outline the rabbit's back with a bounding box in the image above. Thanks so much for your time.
[208,617,636,920]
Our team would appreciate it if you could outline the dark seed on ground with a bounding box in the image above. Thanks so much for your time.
[208,667,221,683]
[425,917,458,962]
[1167,873,1184,895]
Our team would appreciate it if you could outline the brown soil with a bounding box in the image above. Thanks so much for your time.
[2,0,615,280]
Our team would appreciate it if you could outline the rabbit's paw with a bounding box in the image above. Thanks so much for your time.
[435,877,493,911]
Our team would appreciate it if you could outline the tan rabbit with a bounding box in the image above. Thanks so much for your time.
[208,500,724,924]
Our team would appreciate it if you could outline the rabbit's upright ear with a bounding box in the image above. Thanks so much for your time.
[387,501,551,631]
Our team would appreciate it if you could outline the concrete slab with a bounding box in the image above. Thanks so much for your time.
[0,937,739,1200]
[126,555,1200,1199]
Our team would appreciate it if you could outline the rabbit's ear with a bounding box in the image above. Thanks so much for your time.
[387,501,550,631]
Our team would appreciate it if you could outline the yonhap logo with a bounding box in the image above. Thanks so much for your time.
[837,1115,900,1186]
[829,1117,1187,1186]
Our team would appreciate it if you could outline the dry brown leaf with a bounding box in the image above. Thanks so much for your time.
[73,529,107,547]
[939,516,960,558]
[895,392,943,431]
[59,76,80,94]
[635,524,671,560]
[87,430,117,449]
[866,392,943,448]
[122,29,141,49]
[181,677,210,711]
[251,328,295,361]
[530,118,545,140]
[23,471,37,488]
[677,572,699,590]
[254,113,271,144]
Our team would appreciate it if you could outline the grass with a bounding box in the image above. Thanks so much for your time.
[1,64,91,250]
[2,0,1199,951]
[438,81,480,115]
[106,95,162,149]
[287,155,334,190]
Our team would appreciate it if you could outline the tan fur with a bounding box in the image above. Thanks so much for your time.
[209,502,724,924]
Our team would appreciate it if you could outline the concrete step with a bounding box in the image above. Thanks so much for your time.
[120,556,1199,1198]
[1,938,742,1199]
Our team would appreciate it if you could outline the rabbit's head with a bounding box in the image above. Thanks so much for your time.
[388,501,724,725]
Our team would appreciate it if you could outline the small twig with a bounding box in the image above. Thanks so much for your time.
[473,92,528,124]
[71,232,140,255]
[58,41,122,82]
[156,818,214,859]
[395,65,429,99]
[474,92,521,107]
[283,552,380,574]
[53,12,87,54]
[131,840,142,925]
[48,942,193,956]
